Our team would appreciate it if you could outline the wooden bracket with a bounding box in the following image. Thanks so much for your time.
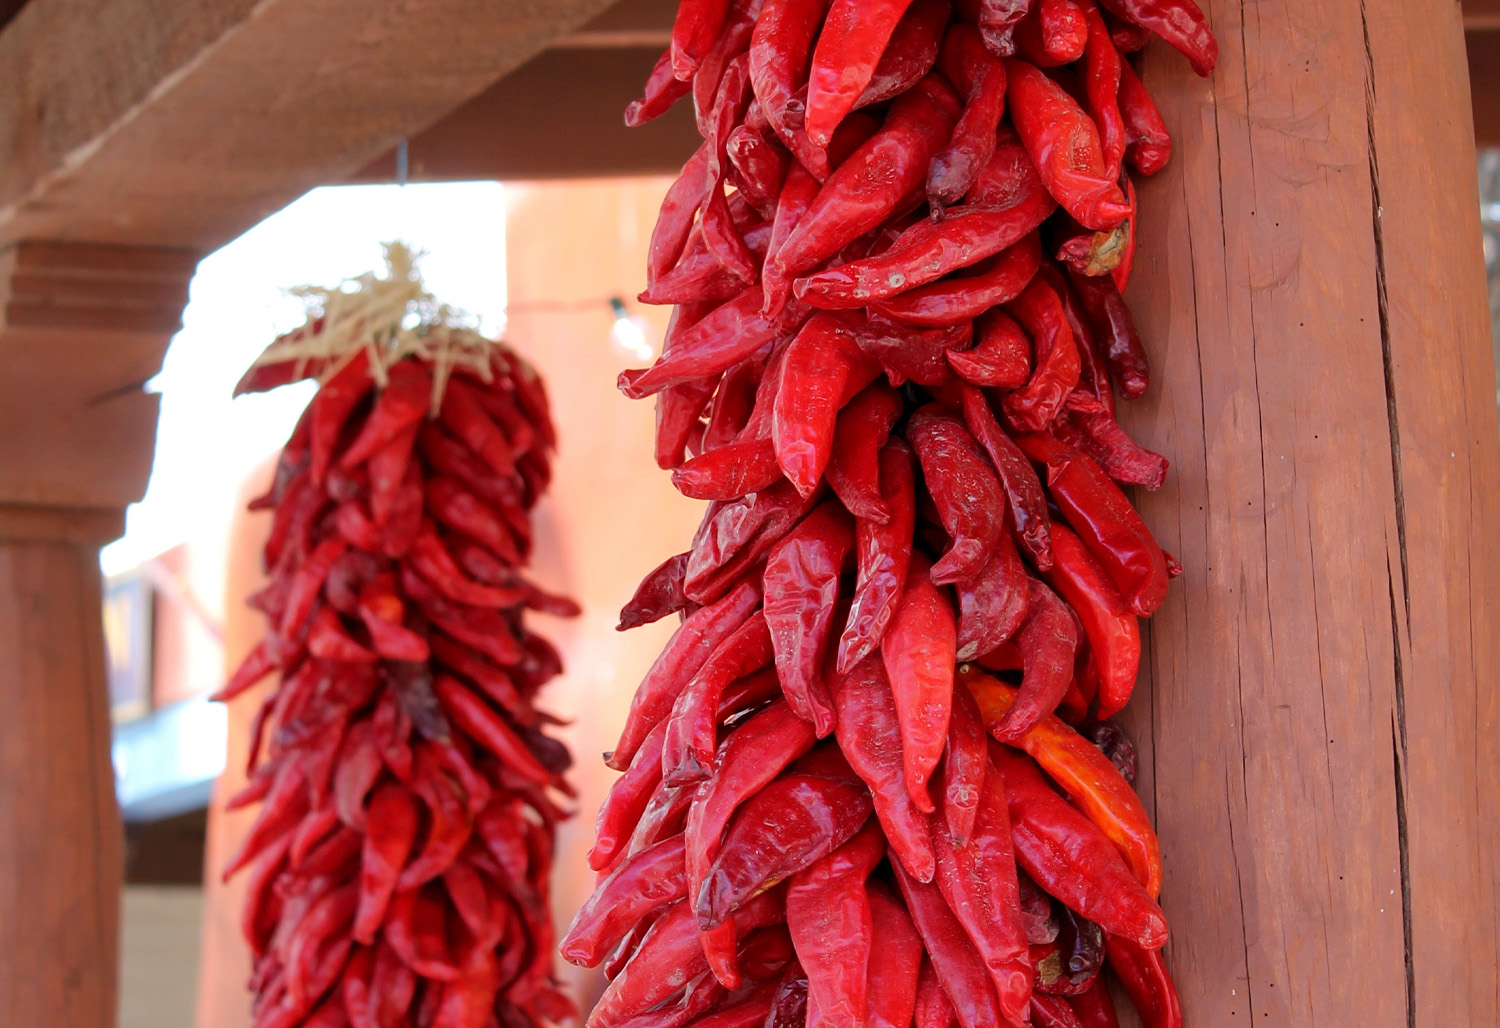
[0,241,197,516]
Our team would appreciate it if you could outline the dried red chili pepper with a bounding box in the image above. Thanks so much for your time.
[1016,432,1168,615]
[769,75,961,296]
[825,381,904,522]
[993,747,1167,947]
[773,313,880,495]
[927,25,1008,210]
[965,670,1161,896]
[1006,59,1129,230]
[1097,0,1215,76]
[859,0,952,106]
[1040,525,1140,717]
[785,822,885,1026]
[932,759,1033,1025]
[762,503,855,733]
[880,553,957,810]
[805,0,919,146]
[906,405,1007,583]
[1104,934,1183,1028]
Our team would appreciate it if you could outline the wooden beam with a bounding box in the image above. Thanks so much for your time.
[1471,30,1500,146]
[0,0,626,252]
[1125,0,1499,1024]
[1466,0,1500,29]
[351,47,701,184]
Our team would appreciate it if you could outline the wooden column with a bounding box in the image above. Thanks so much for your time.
[1121,1,1499,1025]
[0,242,196,1026]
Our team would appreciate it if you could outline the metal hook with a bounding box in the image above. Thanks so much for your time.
[396,138,409,188]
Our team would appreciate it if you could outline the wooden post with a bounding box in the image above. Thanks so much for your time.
[1122,1,1499,1025]
[0,243,196,1026]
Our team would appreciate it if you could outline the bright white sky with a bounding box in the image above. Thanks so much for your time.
[101,182,509,575]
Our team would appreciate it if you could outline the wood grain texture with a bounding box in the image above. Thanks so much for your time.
[1117,1,1499,1025]
[0,541,121,1025]
[0,0,625,251]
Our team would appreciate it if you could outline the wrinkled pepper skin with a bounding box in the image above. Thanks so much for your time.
[993,747,1167,948]
[881,554,957,811]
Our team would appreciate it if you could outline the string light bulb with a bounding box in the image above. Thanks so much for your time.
[609,296,655,363]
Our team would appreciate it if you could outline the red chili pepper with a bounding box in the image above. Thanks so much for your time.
[946,308,1029,390]
[698,773,871,928]
[407,523,524,608]
[1016,433,1168,615]
[1041,525,1140,717]
[1072,0,1126,182]
[351,783,419,944]
[772,313,881,495]
[839,451,918,681]
[437,376,516,479]
[749,0,832,148]
[1014,0,1087,65]
[913,955,955,1028]
[1097,0,1215,75]
[926,25,1007,210]
[825,380,903,522]
[939,682,988,845]
[590,721,669,874]
[685,701,819,909]
[827,652,937,881]
[1002,274,1081,432]
[308,350,375,485]
[892,859,1006,1028]
[433,675,553,787]
[1116,61,1170,175]
[653,303,722,470]
[770,75,961,293]
[1005,59,1129,230]
[672,439,782,501]
[762,503,854,733]
[618,552,691,631]
[1067,267,1149,399]
[383,886,460,982]
[853,315,973,388]
[1103,935,1182,1028]
[563,834,687,967]
[621,288,796,399]
[880,553,956,811]
[993,747,1167,947]
[970,0,1034,56]
[684,479,822,604]
[649,142,715,285]
[308,606,378,664]
[858,0,951,107]
[906,405,1006,584]
[727,125,792,217]
[1032,993,1088,1028]
[339,361,432,470]
[694,0,767,137]
[793,152,1054,306]
[804,0,918,146]
[991,577,1080,740]
[860,883,923,1028]
[627,47,694,128]
[609,577,762,771]
[873,234,1040,328]
[662,612,775,784]
[670,0,734,79]
[965,670,1162,896]
[954,527,1029,661]
[785,821,884,1024]
[932,759,1033,1026]
[1068,976,1121,1028]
